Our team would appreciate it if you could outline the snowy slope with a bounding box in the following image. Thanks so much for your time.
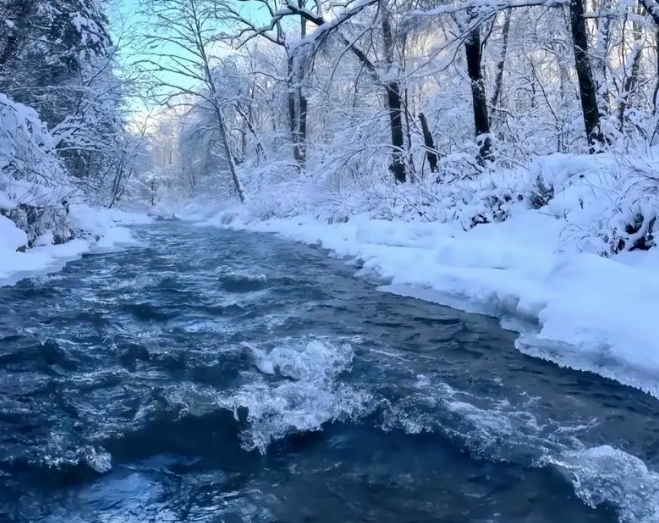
[200,151,659,398]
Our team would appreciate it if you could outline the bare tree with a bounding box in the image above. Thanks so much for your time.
[617,3,644,132]
[418,112,438,173]
[382,9,407,182]
[490,9,512,118]
[137,0,245,202]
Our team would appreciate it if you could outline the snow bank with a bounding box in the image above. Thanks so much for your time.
[0,199,152,287]
[201,150,659,398]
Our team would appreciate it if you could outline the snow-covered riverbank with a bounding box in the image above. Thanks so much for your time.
[199,151,659,398]
[0,203,151,287]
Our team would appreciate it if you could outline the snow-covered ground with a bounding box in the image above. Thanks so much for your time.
[0,202,152,287]
[196,151,659,398]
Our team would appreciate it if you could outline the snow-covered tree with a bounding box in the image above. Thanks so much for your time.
[0,94,76,245]
[136,0,246,203]
[127,0,659,212]
[0,0,131,186]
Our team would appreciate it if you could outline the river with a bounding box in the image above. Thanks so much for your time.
[0,221,658,522]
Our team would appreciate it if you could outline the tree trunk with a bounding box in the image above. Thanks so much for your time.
[213,102,246,203]
[287,54,303,166]
[298,83,307,167]
[418,112,438,174]
[637,1,659,111]
[490,9,511,117]
[593,0,612,116]
[196,22,246,203]
[617,11,643,132]
[404,87,415,182]
[235,102,265,161]
[240,127,247,162]
[386,82,406,182]
[465,24,492,162]
[655,27,659,114]
[297,1,307,168]
[382,14,406,183]
[569,0,606,149]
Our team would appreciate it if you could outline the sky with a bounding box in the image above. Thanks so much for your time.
[108,0,209,129]
[109,0,268,126]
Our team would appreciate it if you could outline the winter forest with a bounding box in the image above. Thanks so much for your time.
[1,0,659,232]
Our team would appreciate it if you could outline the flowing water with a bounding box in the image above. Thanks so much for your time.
[1,221,658,523]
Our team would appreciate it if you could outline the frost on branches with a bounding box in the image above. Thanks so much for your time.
[0,94,75,248]
[129,0,659,258]
[0,0,142,271]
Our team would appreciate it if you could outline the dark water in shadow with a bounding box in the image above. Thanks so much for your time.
[0,221,658,523]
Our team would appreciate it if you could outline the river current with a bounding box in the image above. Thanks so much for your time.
[0,222,658,523]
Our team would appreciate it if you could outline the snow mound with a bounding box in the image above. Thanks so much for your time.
[0,201,151,287]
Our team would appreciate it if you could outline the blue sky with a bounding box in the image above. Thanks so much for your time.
[109,0,269,113]
[109,0,207,116]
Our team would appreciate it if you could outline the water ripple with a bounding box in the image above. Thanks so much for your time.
[0,222,656,523]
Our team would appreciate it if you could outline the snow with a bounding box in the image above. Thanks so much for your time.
[0,203,152,287]
[196,150,659,398]
[0,215,28,252]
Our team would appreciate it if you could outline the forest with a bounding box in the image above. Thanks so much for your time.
[0,0,657,247]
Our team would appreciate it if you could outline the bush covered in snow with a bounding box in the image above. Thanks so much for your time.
[0,94,80,248]
[223,148,659,259]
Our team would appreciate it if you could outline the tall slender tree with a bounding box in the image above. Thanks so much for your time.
[569,0,607,148]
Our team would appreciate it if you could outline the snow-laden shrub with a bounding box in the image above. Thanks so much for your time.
[603,159,659,253]
[234,141,398,223]
[190,131,659,260]
[0,94,68,188]
[349,160,539,228]
[272,149,659,257]
[0,94,78,247]
[550,154,659,255]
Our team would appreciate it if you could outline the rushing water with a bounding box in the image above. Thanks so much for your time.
[1,221,658,523]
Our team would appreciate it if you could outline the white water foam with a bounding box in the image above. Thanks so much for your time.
[382,375,659,523]
[541,446,659,523]
[222,270,268,283]
[223,337,374,453]
[38,440,112,474]
[111,274,162,291]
